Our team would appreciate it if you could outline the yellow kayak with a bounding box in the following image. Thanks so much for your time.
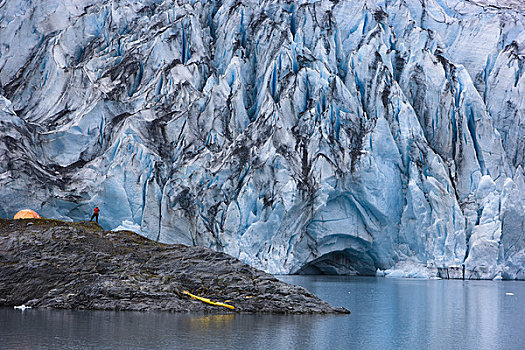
[183,290,235,310]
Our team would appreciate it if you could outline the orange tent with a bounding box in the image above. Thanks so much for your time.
[14,209,41,219]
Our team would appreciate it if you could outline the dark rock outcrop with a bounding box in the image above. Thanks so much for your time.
[0,219,349,314]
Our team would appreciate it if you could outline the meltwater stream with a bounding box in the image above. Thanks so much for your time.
[1,276,524,350]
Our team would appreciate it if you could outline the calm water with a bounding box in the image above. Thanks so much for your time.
[1,276,524,350]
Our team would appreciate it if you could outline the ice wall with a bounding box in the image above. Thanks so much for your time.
[1,0,524,279]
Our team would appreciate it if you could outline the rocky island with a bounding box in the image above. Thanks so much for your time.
[0,219,348,314]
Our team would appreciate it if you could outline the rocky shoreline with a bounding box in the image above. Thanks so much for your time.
[0,219,349,314]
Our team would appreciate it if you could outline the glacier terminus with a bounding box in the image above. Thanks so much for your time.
[0,0,524,279]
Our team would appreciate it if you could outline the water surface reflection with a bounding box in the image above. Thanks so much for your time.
[1,277,524,350]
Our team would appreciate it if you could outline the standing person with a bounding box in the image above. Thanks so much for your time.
[90,206,100,223]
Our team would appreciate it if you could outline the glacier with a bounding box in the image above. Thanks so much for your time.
[0,0,524,279]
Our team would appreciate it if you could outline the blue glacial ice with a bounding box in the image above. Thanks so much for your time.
[1,0,524,279]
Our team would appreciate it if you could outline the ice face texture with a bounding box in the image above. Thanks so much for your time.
[1,0,524,279]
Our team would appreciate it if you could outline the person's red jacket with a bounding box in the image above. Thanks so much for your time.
[94,207,100,214]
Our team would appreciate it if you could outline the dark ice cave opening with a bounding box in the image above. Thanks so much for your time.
[296,249,377,276]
